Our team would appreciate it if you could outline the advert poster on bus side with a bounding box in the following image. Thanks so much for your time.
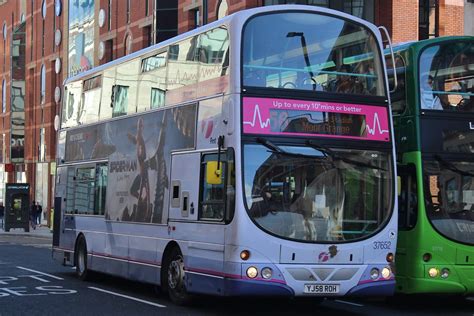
[65,105,196,224]
[242,97,390,142]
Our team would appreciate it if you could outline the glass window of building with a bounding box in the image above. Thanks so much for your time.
[138,52,167,112]
[2,80,5,112]
[217,0,228,19]
[263,0,374,23]
[42,0,47,19]
[40,64,46,104]
[419,0,438,40]
[112,85,129,117]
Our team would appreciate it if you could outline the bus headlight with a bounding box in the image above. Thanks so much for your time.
[428,267,439,278]
[381,267,391,279]
[261,267,272,279]
[246,266,258,279]
[370,268,380,280]
[441,268,450,279]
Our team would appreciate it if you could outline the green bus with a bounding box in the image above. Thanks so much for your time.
[387,36,474,294]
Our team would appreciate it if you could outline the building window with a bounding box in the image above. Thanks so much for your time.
[124,34,132,55]
[217,0,228,19]
[42,19,45,56]
[194,9,200,28]
[112,85,128,117]
[156,0,177,43]
[419,0,438,40]
[126,0,131,24]
[145,0,149,16]
[40,64,46,104]
[42,0,47,19]
[2,80,5,113]
[108,0,112,31]
[263,0,374,23]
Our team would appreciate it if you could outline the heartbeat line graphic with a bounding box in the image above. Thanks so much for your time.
[366,113,389,136]
[244,104,270,128]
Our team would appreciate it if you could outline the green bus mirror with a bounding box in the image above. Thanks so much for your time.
[206,161,223,185]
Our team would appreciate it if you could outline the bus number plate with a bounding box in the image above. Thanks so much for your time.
[304,284,340,294]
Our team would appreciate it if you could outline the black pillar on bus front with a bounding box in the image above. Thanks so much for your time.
[3,183,30,232]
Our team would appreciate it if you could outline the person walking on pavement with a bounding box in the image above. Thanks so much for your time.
[0,202,4,228]
[30,200,37,230]
[36,203,43,226]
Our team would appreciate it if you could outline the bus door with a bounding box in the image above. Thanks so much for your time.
[169,151,227,295]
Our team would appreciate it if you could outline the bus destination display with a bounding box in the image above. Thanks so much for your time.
[243,97,390,142]
[269,109,366,137]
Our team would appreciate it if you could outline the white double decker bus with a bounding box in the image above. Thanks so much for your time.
[52,5,398,303]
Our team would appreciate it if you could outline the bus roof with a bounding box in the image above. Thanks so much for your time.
[387,36,474,55]
[64,4,381,86]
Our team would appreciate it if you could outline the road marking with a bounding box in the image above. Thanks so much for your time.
[88,286,166,308]
[334,299,364,307]
[16,266,64,280]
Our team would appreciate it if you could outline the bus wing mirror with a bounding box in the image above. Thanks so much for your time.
[206,161,223,185]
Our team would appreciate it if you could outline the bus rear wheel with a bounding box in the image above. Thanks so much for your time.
[75,236,89,281]
[164,247,192,305]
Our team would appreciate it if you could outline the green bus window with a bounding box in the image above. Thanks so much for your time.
[387,54,407,114]
[419,41,474,112]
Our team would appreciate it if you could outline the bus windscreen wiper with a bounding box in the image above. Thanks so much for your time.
[256,137,324,159]
[433,154,474,177]
[306,140,387,171]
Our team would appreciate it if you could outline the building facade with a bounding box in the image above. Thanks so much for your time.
[0,0,468,225]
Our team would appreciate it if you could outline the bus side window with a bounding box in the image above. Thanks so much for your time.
[94,163,108,216]
[398,164,418,230]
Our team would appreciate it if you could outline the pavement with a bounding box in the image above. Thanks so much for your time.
[0,221,53,239]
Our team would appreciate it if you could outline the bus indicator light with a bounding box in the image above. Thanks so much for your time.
[423,253,432,262]
[240,250,250,261]
[386,253,394,263]
[381,267,391,279]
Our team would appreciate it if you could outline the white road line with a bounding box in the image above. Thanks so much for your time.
[16,266,64,280]
[334,299,364,307]
[88,286,166,308]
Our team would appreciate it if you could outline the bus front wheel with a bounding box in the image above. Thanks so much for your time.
[75,236,89,281]
[164,247,192,305]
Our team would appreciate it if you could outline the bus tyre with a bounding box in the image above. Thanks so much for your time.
[75,236,90,281]
[164,248,192,305]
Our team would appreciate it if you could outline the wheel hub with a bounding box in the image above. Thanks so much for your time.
[168,258,185,290]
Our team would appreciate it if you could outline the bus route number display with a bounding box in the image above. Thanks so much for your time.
[243,97,390,142]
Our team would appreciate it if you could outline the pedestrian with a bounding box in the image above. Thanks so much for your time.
[30,200,37,230]
[36,203,43,226]
[0,202,4,228]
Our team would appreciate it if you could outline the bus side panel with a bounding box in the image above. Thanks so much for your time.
[55,166,76,255]
[171,222,225,295]
[128,224,169,284]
